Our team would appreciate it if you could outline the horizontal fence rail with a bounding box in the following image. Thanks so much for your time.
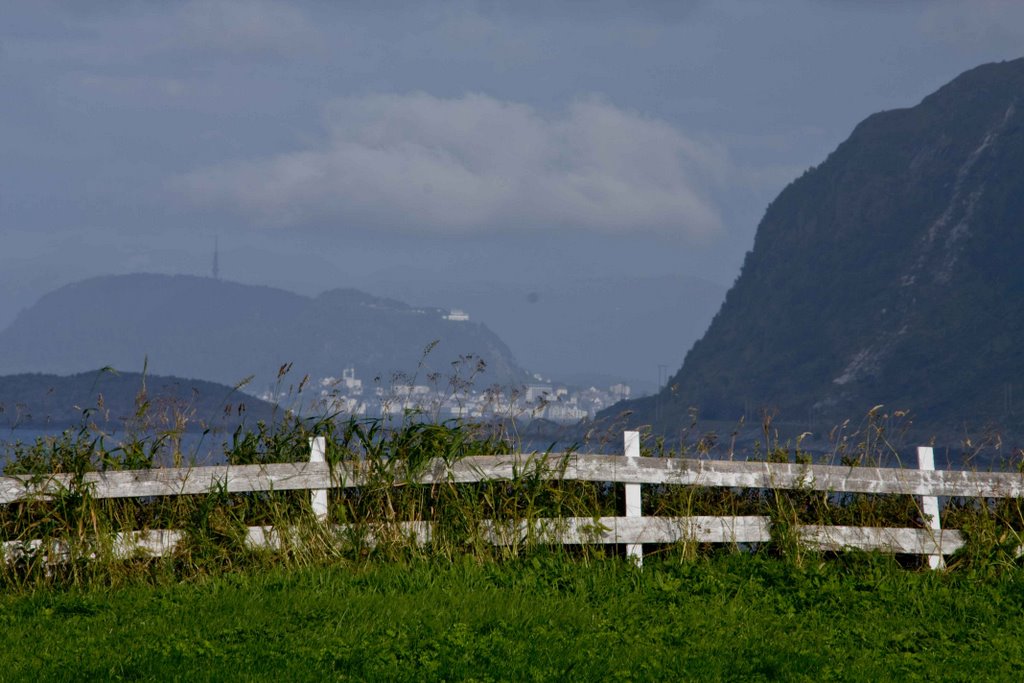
[2,518,964,564]
[3,433,1020,567]
[5,453,1024,504]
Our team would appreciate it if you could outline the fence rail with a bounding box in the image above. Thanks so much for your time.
[4,432,1021,567]
[5,453,1024,504]
[2,518,962,564]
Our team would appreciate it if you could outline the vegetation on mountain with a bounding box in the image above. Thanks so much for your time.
[614,58,1024,440]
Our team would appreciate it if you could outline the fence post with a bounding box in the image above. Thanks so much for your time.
[917,446,945,570]
[310,436,328,523]
[624,430,643,566]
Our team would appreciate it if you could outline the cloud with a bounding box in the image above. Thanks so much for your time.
[175,92,726,238]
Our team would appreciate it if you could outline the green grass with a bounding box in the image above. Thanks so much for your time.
[3,553,1024,681]
[5,408,1024,680]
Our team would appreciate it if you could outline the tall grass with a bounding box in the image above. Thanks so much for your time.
[3,388,1024,592]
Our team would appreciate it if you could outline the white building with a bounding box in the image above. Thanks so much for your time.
[341,367,363,395]
[318,367,364,396]
[525,384,553,403]
[609,383,632,401]
[543,403,589,423]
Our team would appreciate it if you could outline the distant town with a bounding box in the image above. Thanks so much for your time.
[258,365,633,424]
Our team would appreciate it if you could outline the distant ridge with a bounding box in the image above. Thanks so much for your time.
[0,369,278,431]
[0,274,530,392]
[609,58,1024,440]
[368,274,727,390]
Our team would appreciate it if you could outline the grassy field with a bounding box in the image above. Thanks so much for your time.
[5,413,1024,679]
[3,552,1024,681]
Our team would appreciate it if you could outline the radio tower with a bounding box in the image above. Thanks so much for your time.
[212,237,220,280]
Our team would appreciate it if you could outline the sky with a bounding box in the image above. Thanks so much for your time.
[2,1,1023,356]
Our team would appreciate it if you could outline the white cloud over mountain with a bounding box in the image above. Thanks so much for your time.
[175,92,726,238]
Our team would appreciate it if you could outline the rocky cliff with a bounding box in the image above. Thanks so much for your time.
[612,58,1024,438]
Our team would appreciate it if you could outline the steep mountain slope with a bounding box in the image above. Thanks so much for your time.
[0,275,529,392]
[613,58,1024,436]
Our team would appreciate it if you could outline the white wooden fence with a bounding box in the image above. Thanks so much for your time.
[4,431,1022,568]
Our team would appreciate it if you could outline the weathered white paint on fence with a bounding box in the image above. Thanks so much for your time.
[309,436,328,523]
[0,461,337,504]
[244,522,434,552]
[483,516,773,546]
[1,437,1016,565]
[566,456,1024,498]
[7,454,1024,504]
[798,525,963,556]
[623,431,643,565]
[2,529,185,564]
[917,446,945,569]
[4,518,963,562]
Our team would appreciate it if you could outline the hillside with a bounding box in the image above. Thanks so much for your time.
[0,369,279,431]
[611,58,1024,438]
[369,274,726,391]
[0,275,529,393]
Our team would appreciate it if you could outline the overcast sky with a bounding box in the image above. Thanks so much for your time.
[2,1,1023,319]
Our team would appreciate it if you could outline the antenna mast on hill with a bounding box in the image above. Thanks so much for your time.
[212,237,220,280]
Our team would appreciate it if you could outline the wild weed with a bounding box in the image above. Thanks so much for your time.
[4,374,1024,591]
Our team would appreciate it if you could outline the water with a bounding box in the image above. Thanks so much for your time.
[1,424,1013,473]
[0,426,234,470]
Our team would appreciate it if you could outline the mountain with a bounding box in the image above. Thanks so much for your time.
[368,274,727,392]
[0,369,279,431]
[610,58,1024,439]
[0,275,530,393]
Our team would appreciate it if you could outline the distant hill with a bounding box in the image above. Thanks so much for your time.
[0,275,530,393]
[369,274,727,392]
[610,58,1024,440]
[0,369,279,431]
